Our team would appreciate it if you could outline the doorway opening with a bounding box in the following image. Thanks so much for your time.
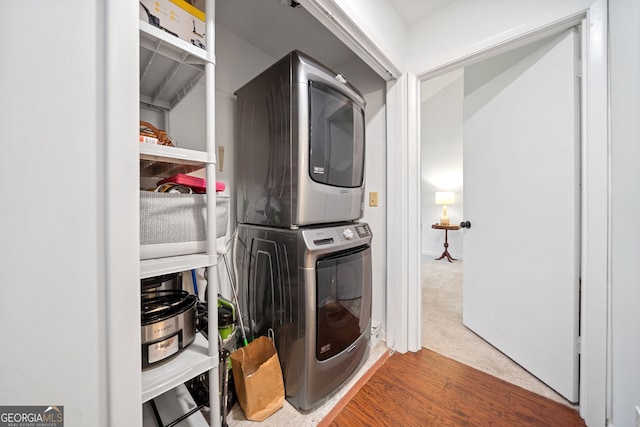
[420,29,581,407]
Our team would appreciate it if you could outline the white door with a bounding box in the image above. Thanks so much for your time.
[462,29,580,402]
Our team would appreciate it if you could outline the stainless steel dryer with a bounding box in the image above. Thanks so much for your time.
[235,50,367,228]
[235,222,372,410]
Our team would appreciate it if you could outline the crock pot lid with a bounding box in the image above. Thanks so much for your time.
[141,272,180,288]
[141,290,196,325]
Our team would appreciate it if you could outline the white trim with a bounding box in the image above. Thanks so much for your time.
[105,0,142,425]
[385,75,409,352]
[299,0,401,80]
[385,72,422,353]
[406,73,422,352]
[204,1,221,425]
[415,12,586,81]
[580,1,609,425]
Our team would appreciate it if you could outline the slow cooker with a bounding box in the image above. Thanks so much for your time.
[141,289,197,369]
[140,272,181,295]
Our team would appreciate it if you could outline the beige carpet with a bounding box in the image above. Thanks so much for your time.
[421,258,574,407]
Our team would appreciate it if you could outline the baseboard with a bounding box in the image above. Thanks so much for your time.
[422,251,439,261]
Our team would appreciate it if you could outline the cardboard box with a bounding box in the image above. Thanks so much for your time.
[139,0,206,49]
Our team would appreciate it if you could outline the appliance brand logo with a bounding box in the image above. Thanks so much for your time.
[313,166,325,175]
[0,406,63,427]
[153,323,175,335]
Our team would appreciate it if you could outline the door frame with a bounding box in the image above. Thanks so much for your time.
[402,3,608,426]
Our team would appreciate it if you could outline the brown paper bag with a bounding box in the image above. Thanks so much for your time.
[230,336,285,421]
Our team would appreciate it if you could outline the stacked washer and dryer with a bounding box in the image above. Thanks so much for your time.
[234,51,373,411]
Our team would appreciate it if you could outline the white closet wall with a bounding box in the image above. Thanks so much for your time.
[0,1,140,425]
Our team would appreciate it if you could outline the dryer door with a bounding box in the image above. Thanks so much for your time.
[309,82,365,188]
[315,245,371,361]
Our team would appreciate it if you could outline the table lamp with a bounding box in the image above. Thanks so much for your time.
[435,191,455,226]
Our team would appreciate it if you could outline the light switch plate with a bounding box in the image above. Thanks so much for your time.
[369,191,378,207]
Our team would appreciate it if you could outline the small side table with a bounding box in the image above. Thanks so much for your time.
[432,224,460,262]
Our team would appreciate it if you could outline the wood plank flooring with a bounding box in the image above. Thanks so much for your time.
[321,348,585,427]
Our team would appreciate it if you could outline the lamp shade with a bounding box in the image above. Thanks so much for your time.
[435,191,455,205]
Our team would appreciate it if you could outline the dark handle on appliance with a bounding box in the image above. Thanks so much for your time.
[460,221,471,229]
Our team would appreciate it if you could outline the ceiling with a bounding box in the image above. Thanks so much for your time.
[216,0,454,70]
[388,0,454,27]
[216,0,355,69]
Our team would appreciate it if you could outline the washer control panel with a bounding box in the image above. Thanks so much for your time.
[353,224,371,238]
[304,223,372,249]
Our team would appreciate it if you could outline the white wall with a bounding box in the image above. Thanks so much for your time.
[335,55,388,333]
[214,23,277,192]
[214,24,278,298]
[420,70,464,259]
[168,80,206,151]
[418,36,552,260]
[331,0,407,72]
[407,0,593,75]
[609,1,640,426]
[0,2,123,425]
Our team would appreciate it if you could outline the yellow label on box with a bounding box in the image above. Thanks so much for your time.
[140,0,206,48]
[169,0,205,22]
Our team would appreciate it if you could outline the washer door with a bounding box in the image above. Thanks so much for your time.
[315,245,371,361]
[247,238,286,338]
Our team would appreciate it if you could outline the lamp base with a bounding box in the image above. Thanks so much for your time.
[440,217,450,226]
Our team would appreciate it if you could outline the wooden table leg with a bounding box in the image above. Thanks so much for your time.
[435,229,457,262]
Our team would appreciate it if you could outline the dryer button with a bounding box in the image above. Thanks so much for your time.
[342,229,354,240]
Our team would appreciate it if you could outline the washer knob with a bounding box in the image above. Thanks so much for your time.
[342,228,354,240]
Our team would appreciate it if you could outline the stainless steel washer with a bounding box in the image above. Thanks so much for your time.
[235,222,372,410]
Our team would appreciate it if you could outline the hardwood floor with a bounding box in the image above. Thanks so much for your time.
[321,348,585,427]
